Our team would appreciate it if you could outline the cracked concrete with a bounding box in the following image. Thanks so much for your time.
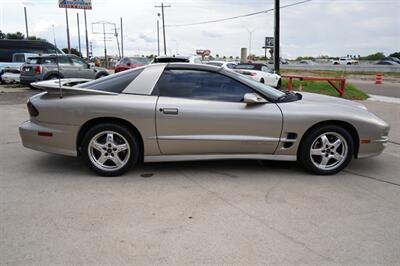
[1,96,400,264]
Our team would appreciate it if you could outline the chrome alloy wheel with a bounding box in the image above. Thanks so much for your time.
[309,132,348,171]
[88,131,130,172]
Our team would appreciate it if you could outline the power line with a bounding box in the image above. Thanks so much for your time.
[166,0,313,27]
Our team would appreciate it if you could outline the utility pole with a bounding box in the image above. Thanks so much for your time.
[157,13,160,56]
[77,13,81,57]
[274,0,280,72]
[84,9,89,62]
[103,23,107,68]
[24,7,29,39]
[155,3,171,55]
[114,25,121,59]
[120,17,124,58]
[65,7,71,54]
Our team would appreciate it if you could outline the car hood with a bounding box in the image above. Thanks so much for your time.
[297,92,368,110]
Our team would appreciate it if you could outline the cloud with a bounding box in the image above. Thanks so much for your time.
[1,0,399,57]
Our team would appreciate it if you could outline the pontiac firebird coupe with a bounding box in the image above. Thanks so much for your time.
[19,63,389,176]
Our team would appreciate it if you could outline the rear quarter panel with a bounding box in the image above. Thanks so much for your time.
[30,93,160,156]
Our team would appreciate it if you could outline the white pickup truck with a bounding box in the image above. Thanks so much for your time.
[332,57,359,65]
[0,53,38,83]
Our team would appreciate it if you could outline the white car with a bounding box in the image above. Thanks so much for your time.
[234,63,281,89]
[332,57,359,65]
[1,69,20,84]
[205,61,237,70]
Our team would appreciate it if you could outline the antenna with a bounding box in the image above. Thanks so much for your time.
[52,25,63,99]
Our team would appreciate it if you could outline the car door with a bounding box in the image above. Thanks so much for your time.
[57,56,76,78]
[154,69,283,155]
[70,56,95,78]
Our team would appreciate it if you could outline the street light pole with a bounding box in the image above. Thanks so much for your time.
[274,0,280,72]
[77,13,81,57]
[157,13,160,56]
[84,9,89,62]
[65,7,71,54]
[120,17,124,58]
[24,7,29,39]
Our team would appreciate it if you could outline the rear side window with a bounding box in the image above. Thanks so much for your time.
[78,68,144,93]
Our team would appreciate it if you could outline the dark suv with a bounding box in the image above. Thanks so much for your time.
[20,54,109,85]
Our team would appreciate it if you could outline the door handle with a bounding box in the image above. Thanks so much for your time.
[160,108,178,115]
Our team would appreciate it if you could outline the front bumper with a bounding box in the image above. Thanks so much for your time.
[19,120,79,157]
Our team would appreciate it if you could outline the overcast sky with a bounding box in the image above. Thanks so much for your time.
[1,0,399,58]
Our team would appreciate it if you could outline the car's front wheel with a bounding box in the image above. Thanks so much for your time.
[81,123,139,176]
[298,125,354,175]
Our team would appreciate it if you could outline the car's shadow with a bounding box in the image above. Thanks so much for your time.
[33,154,305,178]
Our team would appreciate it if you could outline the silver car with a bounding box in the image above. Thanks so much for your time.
[19,63,390,176]
[20,54,109,85]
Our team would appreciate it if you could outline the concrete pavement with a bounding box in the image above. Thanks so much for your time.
[1,97,400,264]
[349,78,400,98]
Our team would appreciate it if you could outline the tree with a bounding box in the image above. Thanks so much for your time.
[27,36,45,41]
[215,54,219,58]
[62,48,82,57]
[359,52,385,60]
[6,32,25,39]
[0,30,6,39]
[389,52,400,59]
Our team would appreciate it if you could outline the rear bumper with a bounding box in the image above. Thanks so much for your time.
[20,75,40,85]
[19,120,79,157]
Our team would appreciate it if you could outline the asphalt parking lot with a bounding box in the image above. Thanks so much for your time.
[1,85,400,264]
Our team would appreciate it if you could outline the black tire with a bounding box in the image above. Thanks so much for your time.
[298,125,354,175]
[81,123,140,176]
[96,73,108,79]
[46,74,60,80]
[276,78,282,90]
[260,78,265,84]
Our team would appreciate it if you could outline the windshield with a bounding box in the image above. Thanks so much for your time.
[235,64,256,70]
[234,73,285,99]
[130,57,149,65]
[206,62,223,67]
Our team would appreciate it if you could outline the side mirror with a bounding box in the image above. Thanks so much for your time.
[126,62,131,67]
[243,93,267,104]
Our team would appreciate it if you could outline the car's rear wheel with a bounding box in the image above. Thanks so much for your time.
[81,123,139,176]
[298,125,354,175]
[46,74,60,80]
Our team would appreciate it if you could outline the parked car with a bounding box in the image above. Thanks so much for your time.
[1,52,39,82]
[20,54,109,85]
[233,63,281,88]
[205,60,237,69]
[298,60,316,65]
[114,56,150,73]
[332,57,359,65]
[0,40,62,80]
[375,60,400,65]
[21,63,389,176]
[153,55,202,64]
[1,68,21,84]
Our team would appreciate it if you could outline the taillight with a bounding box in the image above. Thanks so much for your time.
[27,100,39,117]
[34,65,42,74]
[250,72,257,76]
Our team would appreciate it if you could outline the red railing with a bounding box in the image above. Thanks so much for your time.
[282,75,346,97]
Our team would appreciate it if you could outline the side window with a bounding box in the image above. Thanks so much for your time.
[261,66,269,72]
[42,58,57,64]
[78,68,144,93]
[157,69,253,102]
[58,57,71,65]
[227,63,235,69]
[71,57,87,67]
